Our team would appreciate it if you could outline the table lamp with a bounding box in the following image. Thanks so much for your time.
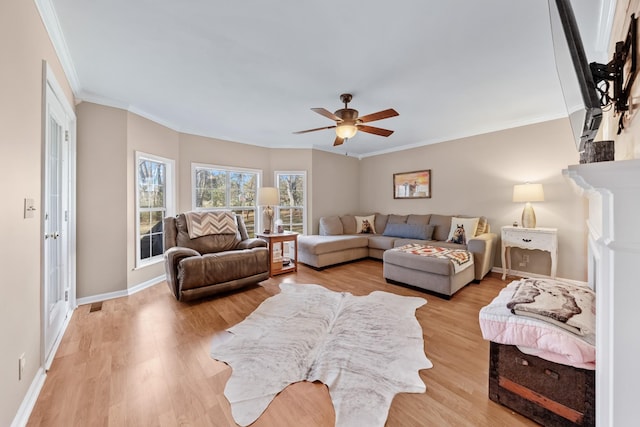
[513,183,544,228]
[257,187,279,233]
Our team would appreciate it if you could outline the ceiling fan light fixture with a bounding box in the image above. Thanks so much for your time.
[294,94,397,143]
[336,123,358,139]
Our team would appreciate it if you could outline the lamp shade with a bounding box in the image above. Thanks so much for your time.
[335,123,358,139]
[512,183,544,202]
[257,187,279,206]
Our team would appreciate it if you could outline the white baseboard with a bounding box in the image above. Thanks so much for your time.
[11,367,46,427]
[44,309,74,371]
[76,274,165,306]
[490,267,588,287]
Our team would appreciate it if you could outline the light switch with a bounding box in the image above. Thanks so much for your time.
[24,198,36,219]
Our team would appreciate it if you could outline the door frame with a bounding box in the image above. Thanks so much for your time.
[41,61,77,369]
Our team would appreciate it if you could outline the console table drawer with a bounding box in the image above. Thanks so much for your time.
[503,229,554,250]
[501,226,558,280]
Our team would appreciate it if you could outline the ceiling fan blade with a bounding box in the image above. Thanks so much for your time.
[357,108,399,123]
[293,125,336,134]
[358,125,394,137]
[311,107,342,122]
[333,136,345,146]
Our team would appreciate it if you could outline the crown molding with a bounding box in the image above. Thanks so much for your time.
[34,0,81,93]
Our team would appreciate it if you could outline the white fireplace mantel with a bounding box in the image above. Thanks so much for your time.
[563,159,640,427]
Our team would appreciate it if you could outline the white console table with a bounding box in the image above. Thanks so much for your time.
[501,226,558,280]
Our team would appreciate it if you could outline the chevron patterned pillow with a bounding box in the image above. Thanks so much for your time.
[184,211,238,239]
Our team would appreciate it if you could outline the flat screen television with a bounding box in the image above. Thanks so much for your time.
[548,0,602,152]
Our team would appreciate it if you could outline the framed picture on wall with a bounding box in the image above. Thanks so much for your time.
[393,170,431,199]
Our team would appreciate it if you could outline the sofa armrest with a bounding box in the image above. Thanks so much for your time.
[467,232,498,280]
[164,247,200,298]
[237,238,267,249]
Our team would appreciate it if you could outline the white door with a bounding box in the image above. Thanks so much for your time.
[43,80,72,366]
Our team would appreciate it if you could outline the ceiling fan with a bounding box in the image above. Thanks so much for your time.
[293,93,399,146]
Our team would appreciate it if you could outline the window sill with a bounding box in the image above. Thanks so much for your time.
[134,257,164,271]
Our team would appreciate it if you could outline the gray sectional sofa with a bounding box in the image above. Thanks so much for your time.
[298,213,497,281]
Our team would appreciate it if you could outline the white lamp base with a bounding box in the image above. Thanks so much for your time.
[521,202,537,228]
[262,206,274,234]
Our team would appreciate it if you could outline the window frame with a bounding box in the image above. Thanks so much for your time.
[191,163,262,236]
[135,151,175,268]
[274,170,307,235]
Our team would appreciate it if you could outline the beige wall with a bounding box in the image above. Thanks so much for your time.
[0,0,74,424]
[603,0,640,158]
[126,113,180,286]
[310,150,361,234]
[76,103,128,297]
[360,119,588,281]
[77,105,183,296]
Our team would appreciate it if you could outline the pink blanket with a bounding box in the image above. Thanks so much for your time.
[479,280,595,370]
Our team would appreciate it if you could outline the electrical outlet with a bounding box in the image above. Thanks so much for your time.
[519,262,527,267]
[18,354,25,381]
[522,254,530,263]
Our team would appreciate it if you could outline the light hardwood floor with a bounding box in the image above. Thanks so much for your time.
[27,260,537,427]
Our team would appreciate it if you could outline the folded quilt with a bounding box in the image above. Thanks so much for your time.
[479,280,595,369]
[506,278,595,338]
[391,243,473,273]
[184,210,237,239]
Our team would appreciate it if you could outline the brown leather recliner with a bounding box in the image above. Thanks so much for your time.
[164,213,269,301]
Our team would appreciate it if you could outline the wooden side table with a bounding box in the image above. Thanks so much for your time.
[501,226,558,280]
[257,232,298,277]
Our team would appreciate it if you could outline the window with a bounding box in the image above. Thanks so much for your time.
[136,152,174,266]
[275,171,306,234]
[192,164,260,236]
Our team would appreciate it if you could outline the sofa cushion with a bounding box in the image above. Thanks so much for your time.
[383,249,453,276]
[355,215,376,234]
[374,213,389,235]
[367,235,397,250]
[178,248,268,290]
[320,216,344,235]
[446,217,479,244]
[407,214,431,225]
[383,223,435,240]
[340,215,357,234]
[428,214,453,241]
[298,235,369,255]
[388,214,408,224]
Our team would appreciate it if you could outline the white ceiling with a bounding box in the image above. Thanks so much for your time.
[42,0,614,157]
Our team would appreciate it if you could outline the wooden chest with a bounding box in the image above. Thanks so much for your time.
[489,342,595,426]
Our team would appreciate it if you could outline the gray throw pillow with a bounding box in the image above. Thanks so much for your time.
[320,216,344,235]
[383,223,435,240]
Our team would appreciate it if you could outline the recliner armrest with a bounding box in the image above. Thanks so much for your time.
[164,247,200,298]
[237,238,267,249]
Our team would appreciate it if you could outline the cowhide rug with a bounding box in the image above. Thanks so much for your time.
[210,283,433,427]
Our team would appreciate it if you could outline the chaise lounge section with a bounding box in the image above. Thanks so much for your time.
[298,213,497,281]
